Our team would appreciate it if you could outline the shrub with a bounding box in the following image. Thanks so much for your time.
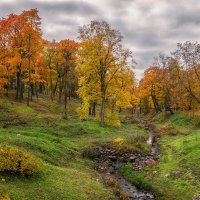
[0,145,43,175]
[0,194,10,200]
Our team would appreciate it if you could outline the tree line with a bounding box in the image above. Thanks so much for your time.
[0,9,136,126]
[1,9,199,127]
[137,42,200,114]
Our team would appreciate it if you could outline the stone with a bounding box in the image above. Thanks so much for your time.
[164,173,169,178]
[16,134,23,138]
[192,195,200,200]
[128,155,137,162]
[108,155,117,161]
[145,159,157,167]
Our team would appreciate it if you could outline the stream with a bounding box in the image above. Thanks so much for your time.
[94,121,160,200]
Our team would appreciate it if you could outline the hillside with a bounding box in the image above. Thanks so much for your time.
[0,96,200,199]
[0,96,147,200]
[120,112,200,200]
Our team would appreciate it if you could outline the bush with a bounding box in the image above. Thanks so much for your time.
[0,145,43,175]
[0,194,10,200]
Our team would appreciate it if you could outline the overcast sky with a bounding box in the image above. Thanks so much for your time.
[0,0,200,79]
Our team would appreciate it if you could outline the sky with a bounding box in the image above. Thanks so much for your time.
[0,0,200,79]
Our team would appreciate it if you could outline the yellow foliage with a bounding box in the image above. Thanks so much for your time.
[104,110,121,127]
[113,137,125,145]
[76,101,89,120]
[0,146,43,175]
[0,194,10,200]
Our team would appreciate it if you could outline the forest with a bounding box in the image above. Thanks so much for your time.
[0,8,200,200]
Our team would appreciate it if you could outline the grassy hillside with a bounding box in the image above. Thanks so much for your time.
[1,96,200,200]
[0,97,147,200]
[120,112,200,200]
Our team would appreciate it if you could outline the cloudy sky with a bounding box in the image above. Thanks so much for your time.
[0,0,199,79]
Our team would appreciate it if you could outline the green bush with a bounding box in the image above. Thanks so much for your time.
[0,145,43,175]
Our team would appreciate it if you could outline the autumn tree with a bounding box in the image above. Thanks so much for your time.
[43,40,57,100]
[78,21,134,126]
[172,41,200,106]
[139,66,164,113]
[153,54,175,114]
[20,9,42,106]
[0,9,42,105]
[0,17,11,95]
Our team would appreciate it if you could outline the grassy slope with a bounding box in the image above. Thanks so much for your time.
[0,97,147,200]
[138,112,200,200]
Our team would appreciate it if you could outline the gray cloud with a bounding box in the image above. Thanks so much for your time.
[0,0,199,79]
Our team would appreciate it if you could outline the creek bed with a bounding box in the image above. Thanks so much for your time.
[94,122,160,200]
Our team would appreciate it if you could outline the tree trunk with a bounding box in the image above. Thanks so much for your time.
[68,89,71,100]
[164,92,174,114]
[35,83,38,99]
[16,70,20,100]
[49,70,53,101]
[59,77,63,104]
[31,83,34,101]
[151,94,161,113]
[20,82,23,100]
[92,102,96,117]
[139,99,142,114]
[63,67,68,119]
[151,95,158,113]
[53,79,58,97]
[89,106,92,115]
[100,90,106,127]
[27,34,31,106]
[64,89,67,117]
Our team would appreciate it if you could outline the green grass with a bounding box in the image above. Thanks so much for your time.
[0,96,147,199]
[4,95,200,200]
[0,163,115,200]
[135,112,200,200]
[153,112,194,133]
[119,164,158,193]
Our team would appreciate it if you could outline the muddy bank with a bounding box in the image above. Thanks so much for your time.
[92,121,161,200]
